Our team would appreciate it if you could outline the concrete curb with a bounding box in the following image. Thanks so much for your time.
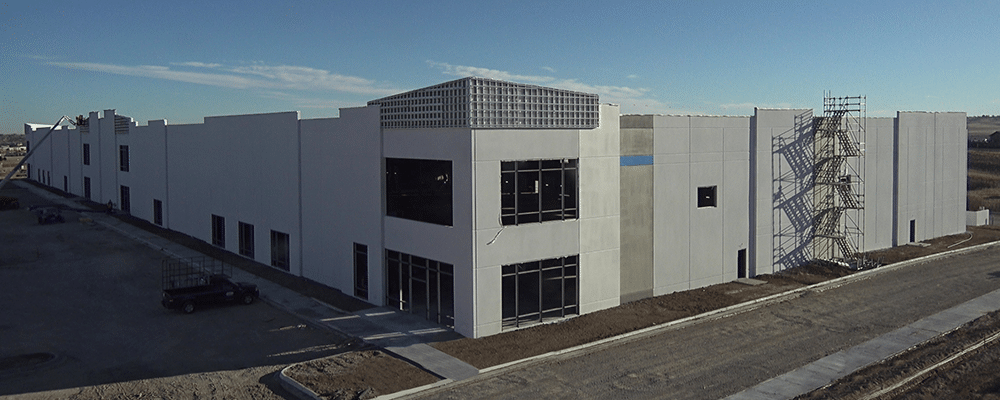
[279,365,324,400]
[374,379,455,400]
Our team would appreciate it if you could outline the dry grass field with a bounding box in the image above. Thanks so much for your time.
[968,151,1000,211]
[968,115,1000,139]
[967,117,1000,212]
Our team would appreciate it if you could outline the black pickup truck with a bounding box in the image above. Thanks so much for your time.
[161,274,259,314]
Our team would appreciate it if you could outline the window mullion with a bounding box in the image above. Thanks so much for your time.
[514,265,520,327]
[513,163,519,225]
[536,168,542,222]
[560,258,566,317]
[537,262,543,323]
[560,163,566,220]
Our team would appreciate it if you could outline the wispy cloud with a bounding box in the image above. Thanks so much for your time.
[47,61,399,96]
[428,61,639,96]
[427,61,555,84]
[428,61,686,114]
[227,64,396,95]
[720,102,794,110]
[626,74,639,80]
[541,66,556,73]
[171,61,222,68]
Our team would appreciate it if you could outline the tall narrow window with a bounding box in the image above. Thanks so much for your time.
[271,230,290,271]
[239,222,254,258]
[83,177,91,200]
[83,143,90,165]
[63,176,67,192]
[153,199,163,226]
[384,249,454,326]
[501,159,577,225]
[119,145,129,172]
[119,185,130,214]
[738,249,747,279]
[354,243,369,300]
[211,215,225,247]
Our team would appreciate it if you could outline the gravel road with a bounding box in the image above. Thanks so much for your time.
[411,247,1000,399]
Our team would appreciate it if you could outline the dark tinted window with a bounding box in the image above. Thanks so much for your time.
[386,158,452,226]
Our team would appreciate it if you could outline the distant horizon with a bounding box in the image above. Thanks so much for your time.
[5,1,998,135]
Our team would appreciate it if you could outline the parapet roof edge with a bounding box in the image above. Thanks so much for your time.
[621,113,751,118]
[368,76,600,104]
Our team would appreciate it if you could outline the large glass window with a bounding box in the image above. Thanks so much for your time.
[270,230,290,271]
[502,255,578,329]
[386,158,452,226]
[385,249,454,327]
[501,159,577,225]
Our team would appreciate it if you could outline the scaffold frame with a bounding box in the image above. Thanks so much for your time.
[813,93,867,267]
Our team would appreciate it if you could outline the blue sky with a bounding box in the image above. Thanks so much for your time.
[3,0,998,133]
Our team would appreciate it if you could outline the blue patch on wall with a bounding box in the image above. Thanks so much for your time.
[620,155,653,166]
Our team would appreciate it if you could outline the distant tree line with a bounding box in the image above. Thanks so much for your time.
[0,134,25,147]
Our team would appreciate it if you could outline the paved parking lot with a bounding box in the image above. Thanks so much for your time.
[0,183,351,398]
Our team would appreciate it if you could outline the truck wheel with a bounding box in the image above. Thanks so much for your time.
[242,294,254,305]
[182,302,195,314]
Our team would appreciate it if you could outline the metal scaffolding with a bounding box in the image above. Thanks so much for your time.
[813,93,867,267]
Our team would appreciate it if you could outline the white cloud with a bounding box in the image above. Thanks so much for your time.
[426,61,720,115]
[427,61,555,84]
[542,66,556,73]
[48,62,263,89]
[171,61,223,68]
[47,61,399,96]
[227,64,396,95]
[626,74,639,79]
[720,102,793,110]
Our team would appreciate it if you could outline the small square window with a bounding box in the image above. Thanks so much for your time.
[698,186,717,208]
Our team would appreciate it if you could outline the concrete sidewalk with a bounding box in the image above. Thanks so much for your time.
[12,180,479,382]
[725,286,1000,400]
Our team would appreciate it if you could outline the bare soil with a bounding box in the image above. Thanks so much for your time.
[0,155,26,178]
[287,349,439,400]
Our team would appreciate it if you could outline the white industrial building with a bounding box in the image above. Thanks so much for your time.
[24,77,967,338]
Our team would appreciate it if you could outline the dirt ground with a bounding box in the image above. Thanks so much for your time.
[286,349,439,400]
[796,310,1000,400]
[0,155,26,178]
